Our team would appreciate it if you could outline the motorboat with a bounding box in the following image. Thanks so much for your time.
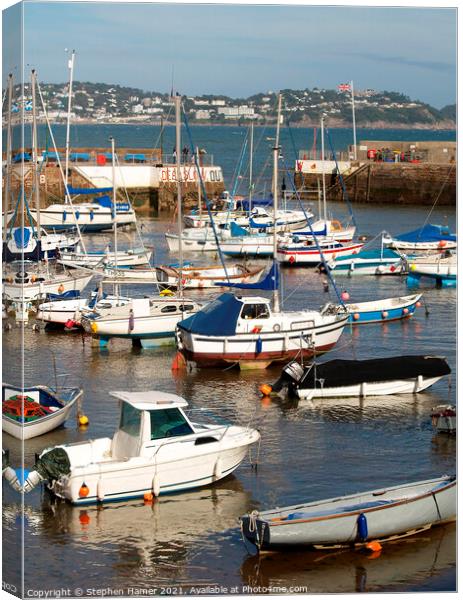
[59,247,152,268]
[327,248,404,276]
[240,475,456,551]
[2,226,79,262]
[264,355,451,400]
[277,239,364,266]
[7,390,260,504]
[407,251,456,288]
[382,224,456,252]
[81,296,202,348]
[36,291,131,327]
[2,383,82,440]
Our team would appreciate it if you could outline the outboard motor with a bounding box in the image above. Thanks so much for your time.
[259,361,305,397]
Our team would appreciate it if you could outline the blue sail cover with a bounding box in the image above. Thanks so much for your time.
[237,198,273,211]
[67,186,113,195]
[230,222,249,237]
[178,293,243,336]
[395,224,456,243]
[214,262,279,290]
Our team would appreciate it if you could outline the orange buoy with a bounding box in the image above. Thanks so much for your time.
[259,383,273,396]
[382,311,389,319]
[353,313,360,321]
[403,307,409,315]
[416,301,422,308]
[143,492,154,503]
[366,540,382,555]
[438,240,447,248]
[171,351,187,371]
[79,482,90,498]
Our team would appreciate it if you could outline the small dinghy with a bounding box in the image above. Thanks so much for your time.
[382,224,456,252]
[431,405,456,434]
[240,475,456,551]
[346,293,422,324]
[2,384,82,440]
[263,355,451,400]
[6,391,260,504]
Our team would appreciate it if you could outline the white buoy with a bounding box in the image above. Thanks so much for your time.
[152,473,160,497]
[213,458,223,480]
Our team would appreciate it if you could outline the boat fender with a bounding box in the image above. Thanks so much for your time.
[402,307,409,315]
[214,458,223,480]
[273,324,281,332]
[255,336,263,355]
[79,482,90,498]
[152,473,160,497]
[353,313,360,321]
[357,513,368,542]
[97,479,104,502]
[63,210,67,222]
[382,311,389,319]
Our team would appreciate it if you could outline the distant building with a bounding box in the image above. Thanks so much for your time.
[195,109,211,120]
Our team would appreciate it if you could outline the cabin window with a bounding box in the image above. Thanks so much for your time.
[179,304,195,312]
[241,304,270,320]
[161,305,178,314]
[119,402,141,437]
[150,408,194,440]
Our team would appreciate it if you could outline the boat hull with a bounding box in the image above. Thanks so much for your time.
[3,273,93,302]
[50,428,260,504]
[346,293,422,324]
[277,243,364,266]
[241,476,456,550]
[177,316,348,368]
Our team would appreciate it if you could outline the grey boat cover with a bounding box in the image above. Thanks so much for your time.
[299,355,451,390]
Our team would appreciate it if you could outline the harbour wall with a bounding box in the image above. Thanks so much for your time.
[294,162,456,206]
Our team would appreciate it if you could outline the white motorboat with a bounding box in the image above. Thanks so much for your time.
[407,251,456,287]
[37,292,131,327]
[2,383,82,440]
[240,475,456,550]
[220,233,276,257]
[11,390,260,504]
[382,224,456,252]
[277,239,364,266]
[327,248,404,276]
[81,296,201,348]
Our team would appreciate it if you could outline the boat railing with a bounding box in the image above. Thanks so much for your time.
[185,408,231,428]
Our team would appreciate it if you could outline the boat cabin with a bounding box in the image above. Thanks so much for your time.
[108,391,200,459]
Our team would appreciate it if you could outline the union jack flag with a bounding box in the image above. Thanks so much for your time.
[337,83,351,92]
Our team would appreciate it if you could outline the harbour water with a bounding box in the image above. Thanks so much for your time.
[2,197,456,594]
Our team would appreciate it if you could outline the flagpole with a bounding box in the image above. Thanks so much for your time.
[351,80,357,160]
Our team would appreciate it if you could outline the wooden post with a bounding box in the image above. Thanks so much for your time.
[366,164,372,203]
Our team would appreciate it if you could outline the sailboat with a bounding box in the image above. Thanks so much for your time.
[175,94,348,369]
[28,51,136,233]
[277,116,364,266]
[2,70,93,314]
[80,98,202,348]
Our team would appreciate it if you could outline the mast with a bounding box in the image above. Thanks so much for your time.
[248,121,254,213]
[174,94,183,296]
[64,50,75,202]
[110,136,119,296]
[31,69,41,241]
[3,73,13,242]
[272,93,282,313]
[196,146,202,217]
[321,114,327,223]
[351,80,357,160]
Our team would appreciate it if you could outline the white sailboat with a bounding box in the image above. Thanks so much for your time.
[176,94,348,369]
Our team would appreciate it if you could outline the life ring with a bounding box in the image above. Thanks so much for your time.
[273,324,281,332]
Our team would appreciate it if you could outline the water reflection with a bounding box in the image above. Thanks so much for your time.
[240,523,456,593]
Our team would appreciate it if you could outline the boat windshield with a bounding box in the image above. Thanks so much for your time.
[119,402,141,437]
[150,408,194,440]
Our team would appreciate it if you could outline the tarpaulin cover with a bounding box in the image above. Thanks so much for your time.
[67,186,113,195]
[394,224,456,243]
[299,355,451,390]
[35,447,71,481]
[334,248,401,262]
[230,222,249,237]
[237,198,273,211]
[178,293,243,336]
[214,262,279,291]
[69,153,90,161]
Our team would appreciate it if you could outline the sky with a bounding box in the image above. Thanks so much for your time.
[2,1,457,108]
